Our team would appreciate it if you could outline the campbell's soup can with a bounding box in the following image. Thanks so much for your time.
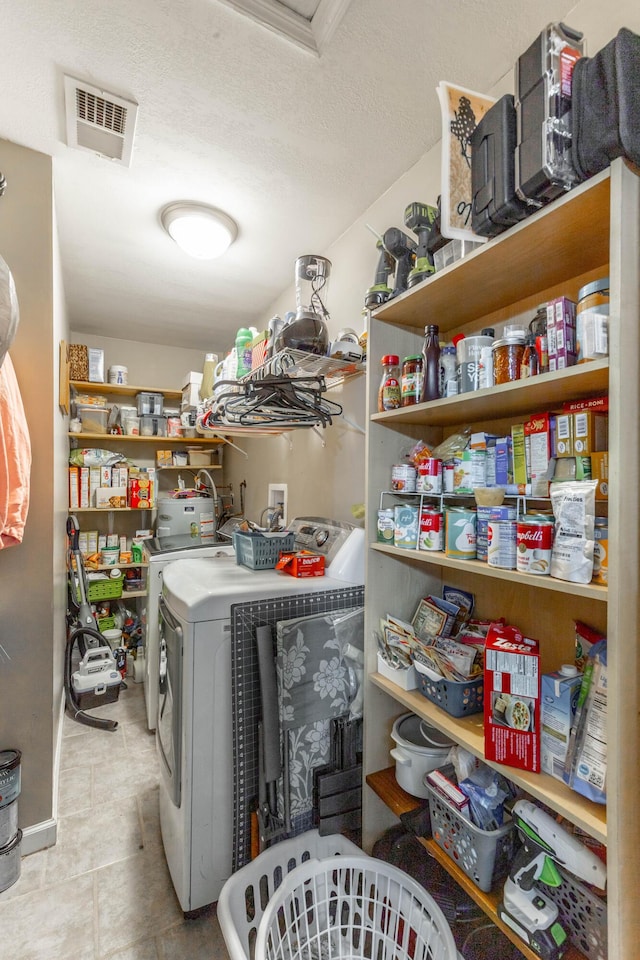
[487,520,517,569]
[592,518,608,585]
[419,507,443,551]
[394,504,419,550]
[516,519,554,575]
[391,463,417,492]
[416,458,442,494]
[445,506,476,559]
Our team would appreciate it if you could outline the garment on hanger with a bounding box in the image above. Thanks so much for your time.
[0,255,19,371]
[0,354,31,548]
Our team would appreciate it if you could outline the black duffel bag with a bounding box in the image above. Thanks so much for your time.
[572,26,640,180]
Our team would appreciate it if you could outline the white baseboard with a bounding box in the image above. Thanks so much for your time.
[21,818,57,856]
[20,696,65,856]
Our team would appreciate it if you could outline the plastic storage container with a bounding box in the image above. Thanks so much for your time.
[424,769,515,892]
[140,415,167,437]
[81,575,124,603]
[217,830,363,960]
[76,404,109,434]
[255,854,458,960]
[136,392,164,416]
[233,530,295,569]
[414,659,484,717]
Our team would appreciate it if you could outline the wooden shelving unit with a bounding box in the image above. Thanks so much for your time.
[366,768,585,960]
[363,161,640,957]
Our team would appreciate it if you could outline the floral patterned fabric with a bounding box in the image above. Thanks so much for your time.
[276,607,363,829]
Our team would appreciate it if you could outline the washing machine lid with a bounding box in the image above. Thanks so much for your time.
[162,558,356,623]
[144,532,234,560]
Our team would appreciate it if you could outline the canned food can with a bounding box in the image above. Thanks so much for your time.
[476,505,517,562]
[419,507,443,551]
[377,508,395,544]
[592,518,608,585]
[516,520,554,575]
[416,458,442,494]
[391,463,417,493]
[487,520,517,569]
[394,504,419,550]
[445,507,476,559]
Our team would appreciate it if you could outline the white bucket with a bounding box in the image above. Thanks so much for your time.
[101,628,123,649]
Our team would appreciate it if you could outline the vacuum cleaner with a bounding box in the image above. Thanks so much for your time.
[65,516,122,731]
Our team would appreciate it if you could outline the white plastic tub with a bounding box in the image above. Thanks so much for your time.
[390,712,454,798]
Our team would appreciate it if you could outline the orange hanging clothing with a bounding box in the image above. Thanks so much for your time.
[0,353,31,548]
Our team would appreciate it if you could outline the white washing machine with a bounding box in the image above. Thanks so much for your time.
[157,518,364,914]
[142,533,235,731]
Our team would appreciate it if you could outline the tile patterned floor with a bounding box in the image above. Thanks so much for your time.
[0,683,231,960]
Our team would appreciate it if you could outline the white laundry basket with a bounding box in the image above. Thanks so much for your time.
[254,854,458,960]
[218,831,362,960]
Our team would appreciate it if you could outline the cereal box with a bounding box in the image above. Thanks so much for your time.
[484,622,541,772]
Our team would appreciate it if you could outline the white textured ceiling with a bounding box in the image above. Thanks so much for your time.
[1,0,574,353]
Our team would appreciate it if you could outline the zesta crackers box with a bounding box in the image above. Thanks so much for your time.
[484,622,541,772]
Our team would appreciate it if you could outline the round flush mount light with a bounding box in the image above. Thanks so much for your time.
[160,202,238,260]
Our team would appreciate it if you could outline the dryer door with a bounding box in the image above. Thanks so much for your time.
[158,595,183,807]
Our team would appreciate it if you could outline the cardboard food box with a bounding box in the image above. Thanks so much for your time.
[276,550,325,578]
[484,622,541,772]
[554,413,573,457]
[572,410,608,456]
[590,450,609,500]
[95,486,127,509]
[541,667,582,781]
[525,412,555,497]
[127,476,153,509]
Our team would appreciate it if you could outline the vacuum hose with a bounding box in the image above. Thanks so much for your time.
[65,626,118,731]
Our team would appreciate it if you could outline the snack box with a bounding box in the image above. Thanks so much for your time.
[484,622,541,772]
[128,476,154,509]
[590,450,609,500]
[275,550,325,578]
[95,486,127,509]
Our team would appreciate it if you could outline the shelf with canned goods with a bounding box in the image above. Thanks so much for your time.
[68,432,225,445]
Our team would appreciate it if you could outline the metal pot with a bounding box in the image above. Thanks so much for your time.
[390,713,454,798]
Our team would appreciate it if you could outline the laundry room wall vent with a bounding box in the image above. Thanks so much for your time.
[63,75,139,166]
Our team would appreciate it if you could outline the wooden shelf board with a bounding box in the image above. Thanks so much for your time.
[371,360,609,429]
[70,380,182,401]
[366,767,586,960]
[68,507,153,513]
[375,170,610,333]
[120,590,147,598]
[68,432,224,445]
[157,464,222,470]
[369,674,607,844]
[369,543,607,603]
[89,562,148,571]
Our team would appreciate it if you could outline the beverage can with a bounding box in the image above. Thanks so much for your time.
[416,458,442,494]
[516,520,554,575]
[391,463,417,492]
[445,506,476,559]
[419,507,443,551]
[592,517,608,585]
[487,520,517,569]
[394,504,419,550]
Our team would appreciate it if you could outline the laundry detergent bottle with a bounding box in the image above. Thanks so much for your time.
[235,327,254,378]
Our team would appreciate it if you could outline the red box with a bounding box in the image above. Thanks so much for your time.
[127,476,153,509]
[484,622,541,772]
[276,550,325,578]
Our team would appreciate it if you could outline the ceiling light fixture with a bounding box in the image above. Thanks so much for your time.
[161,202,238,260]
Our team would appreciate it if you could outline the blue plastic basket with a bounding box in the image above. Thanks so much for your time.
[415,662,484,717]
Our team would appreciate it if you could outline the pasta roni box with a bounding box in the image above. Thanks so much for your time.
[484,622,541,772]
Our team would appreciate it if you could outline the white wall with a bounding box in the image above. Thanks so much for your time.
[68,332,206,391]
[224,0,640,526]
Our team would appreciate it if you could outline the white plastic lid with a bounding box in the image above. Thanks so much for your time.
[560,664,579,677]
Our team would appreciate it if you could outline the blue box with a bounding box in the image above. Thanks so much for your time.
[541,668,582,781]
[494,437,512,486]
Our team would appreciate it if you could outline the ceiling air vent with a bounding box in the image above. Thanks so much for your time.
[64,75,138,166]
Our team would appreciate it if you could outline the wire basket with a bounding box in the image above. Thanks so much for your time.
[218,830,362,960]
[255,854,458,960]
[424,775,515,893]
[233,531,295,570]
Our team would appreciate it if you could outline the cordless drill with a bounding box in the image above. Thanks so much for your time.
[383,227,417,299]
[364,238,394,309]
[404,202,438,288]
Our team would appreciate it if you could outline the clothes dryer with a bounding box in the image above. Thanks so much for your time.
[157,519,364,913]
[142,533,235,731]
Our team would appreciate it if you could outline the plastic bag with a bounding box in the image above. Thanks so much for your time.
[69,448,128,467]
